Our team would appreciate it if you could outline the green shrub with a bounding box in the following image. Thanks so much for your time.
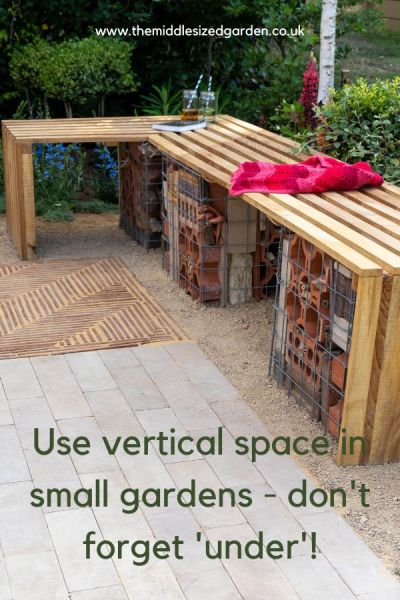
[301,78,400,183]
[11,37,137,117]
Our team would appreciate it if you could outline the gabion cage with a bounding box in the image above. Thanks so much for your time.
[270,229,357,438]
[161,154,281,305]
[119,142,162,249]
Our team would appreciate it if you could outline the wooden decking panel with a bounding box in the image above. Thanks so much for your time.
[0,258,186,358]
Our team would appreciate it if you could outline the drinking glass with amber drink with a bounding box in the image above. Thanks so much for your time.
[181,90,199,121]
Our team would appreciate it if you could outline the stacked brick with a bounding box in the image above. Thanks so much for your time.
[119,142,162,249]
[253,213,282,300]
[163,164,225,302]
[284,235,350,437]
[178,198,224,301]
[162,164,283,305]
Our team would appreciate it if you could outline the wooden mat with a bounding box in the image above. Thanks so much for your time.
[0,257,186,358]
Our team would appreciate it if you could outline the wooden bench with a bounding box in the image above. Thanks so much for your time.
[2,114,400,466]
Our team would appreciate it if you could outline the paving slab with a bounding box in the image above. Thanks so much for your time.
[109,365,167,410]
[133,345,189,385]
[0,425,30,483]
[298,510,400,596]
[66,351,117,392]
[85,389,144,438]
[57,416,119,475]
[189,427,265,488]
[0,481,53,556]
[98,348,140,370]
[0,358,42,399]
[204,523,300,600]
[167,459,246,529]
[9,395,58,450]
[45,508,120,592]
[277,553,356,599]
[157,380,222,431]
[177,564,242,600]
[31,354,92,419]
[136,407,201,463]
[5,551,68,600]
[24,447,81,512]
[235,482,311,555]
[115,560,186,600]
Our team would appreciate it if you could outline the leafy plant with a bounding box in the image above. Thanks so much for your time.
[300,77,400,183]
[86,144,119,203]
[139,81,181,116]
[34,143,85,220]
[271,100,308,138]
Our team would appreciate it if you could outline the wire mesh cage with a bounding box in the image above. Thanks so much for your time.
[161,154,281,305]
[119,142,162,249]
[270,229,357,439]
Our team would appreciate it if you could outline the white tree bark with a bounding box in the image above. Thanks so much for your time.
[318,0,337,104]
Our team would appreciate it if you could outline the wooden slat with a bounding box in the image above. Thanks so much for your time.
[218,115,300,150]
[361,187,400,209]
[342,190,400,225]
[337,275,383,466]
[0,258,186,358]
[320,192,400,241]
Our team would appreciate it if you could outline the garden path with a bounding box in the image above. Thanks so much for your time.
[0,341,399,599]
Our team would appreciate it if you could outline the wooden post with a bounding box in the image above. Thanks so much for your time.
[368,275,400,463]
[21,144,36,259]
[337,274,383,466]
[3,128,25,258]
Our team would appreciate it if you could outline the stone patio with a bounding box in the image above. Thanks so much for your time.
[0,341,399,599]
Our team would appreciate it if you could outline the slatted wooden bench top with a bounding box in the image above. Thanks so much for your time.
[148,115,400,277]
[1,115,177,143]
[2,114,400,277]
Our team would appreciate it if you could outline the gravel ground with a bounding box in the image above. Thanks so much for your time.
[1,213,399,577]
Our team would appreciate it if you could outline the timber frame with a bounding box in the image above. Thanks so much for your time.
[2,114,400,466]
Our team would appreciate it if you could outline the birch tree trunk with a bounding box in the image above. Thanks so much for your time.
[317,0,337,104]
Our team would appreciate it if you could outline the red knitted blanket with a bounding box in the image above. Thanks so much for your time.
[229,155,383,196]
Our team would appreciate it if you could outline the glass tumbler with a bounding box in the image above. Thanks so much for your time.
[200,91,217,122]
[181,90,199,121]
